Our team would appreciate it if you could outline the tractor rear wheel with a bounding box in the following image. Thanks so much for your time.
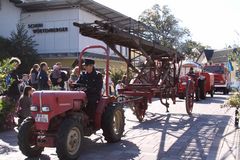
[56,118,83,160]
[18,118,44,158]
[102,104,125,143]
[135,99,148,122]
[186,79,194,116]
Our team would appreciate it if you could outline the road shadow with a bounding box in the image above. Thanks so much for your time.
[0,128,18,154]
[130,112,231,160]
[0,144,18,154]
[24,154,51,160]
[78,139,140,160]
[195,95,228,105]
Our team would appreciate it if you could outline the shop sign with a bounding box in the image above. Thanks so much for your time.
[28,23,68,33]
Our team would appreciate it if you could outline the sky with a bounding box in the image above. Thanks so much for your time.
[95,0,240,49]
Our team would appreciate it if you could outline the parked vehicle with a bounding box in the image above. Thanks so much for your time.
[178,61,214,100]
[203,63,230,94]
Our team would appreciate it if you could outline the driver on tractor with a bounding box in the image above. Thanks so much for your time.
[76,59,103,122]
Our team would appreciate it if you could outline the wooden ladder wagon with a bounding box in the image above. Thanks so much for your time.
[73,18,195,122]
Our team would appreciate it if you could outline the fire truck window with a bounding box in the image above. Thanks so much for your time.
[204,66,224,74]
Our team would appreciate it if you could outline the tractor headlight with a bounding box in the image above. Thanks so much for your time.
[42,106,50,112]
[30,106,38,112]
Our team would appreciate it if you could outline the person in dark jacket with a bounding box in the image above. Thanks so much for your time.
[17,86,33,126]
[30,64,40,90]
[38,62,50,90]
[6,57,22,101]
[76,59,103,121]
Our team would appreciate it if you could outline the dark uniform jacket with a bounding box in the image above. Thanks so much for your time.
[38,70,50,90]
[77,69,103,101]
[7,70,21,99]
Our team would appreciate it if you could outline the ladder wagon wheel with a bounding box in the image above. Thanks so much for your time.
[116,95,126,103]
[186,79,194,116]
[134,99,148,122]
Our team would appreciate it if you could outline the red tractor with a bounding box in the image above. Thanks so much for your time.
[178,61,214,100]
[18,46,125,160]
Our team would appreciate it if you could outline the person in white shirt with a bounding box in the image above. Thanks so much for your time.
[103,71,114,95]
[115,80,123,96]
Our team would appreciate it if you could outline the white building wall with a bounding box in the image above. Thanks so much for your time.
[21,8,80,54]
[0,0,21,38]
[77,9,105,54]
[21,7,128,57]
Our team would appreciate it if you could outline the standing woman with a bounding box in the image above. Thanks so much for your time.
[30,64,40,90]
[38,62,50,90]
[17,86,33,126]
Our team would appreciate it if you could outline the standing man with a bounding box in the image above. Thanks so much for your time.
[7,57,22,101]
[30,64,40,90]
[77,59,103,121]
[38,62,50,90]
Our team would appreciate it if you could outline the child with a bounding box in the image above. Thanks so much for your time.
[17,86,33,126]
[19,74,30,93]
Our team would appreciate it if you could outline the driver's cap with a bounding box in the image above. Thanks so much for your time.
[82,59,95,66]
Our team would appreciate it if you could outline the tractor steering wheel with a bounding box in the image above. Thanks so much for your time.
[71,83,87,92]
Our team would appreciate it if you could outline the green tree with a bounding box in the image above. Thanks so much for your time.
[0,36,11,60]
[139,4,190,49]
[110,68,125,87]
[180,40,207,60]
[0,59,15,131]
[0,59,14,95]
[8,23,40,74]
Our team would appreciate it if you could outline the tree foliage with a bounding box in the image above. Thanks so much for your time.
[0,59,15,131]
[0,59,14,95]
[180,40,207,60]
[0,23,40,74]
[0,36,11,59]
[139,4,190,49]
[110,68,125,86]
[139,4,211,59]
[8,23,40,74]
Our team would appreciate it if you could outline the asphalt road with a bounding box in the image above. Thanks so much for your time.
[0,93,239,160]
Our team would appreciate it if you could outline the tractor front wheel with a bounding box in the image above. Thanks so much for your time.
[186,79,194,116]
[102,104,125,143]
[56,118,83,160]
[18,118,44,158]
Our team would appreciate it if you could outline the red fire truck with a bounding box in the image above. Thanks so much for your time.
[203,63,230,94]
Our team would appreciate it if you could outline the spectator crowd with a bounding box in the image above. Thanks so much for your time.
[5,57,127,126]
